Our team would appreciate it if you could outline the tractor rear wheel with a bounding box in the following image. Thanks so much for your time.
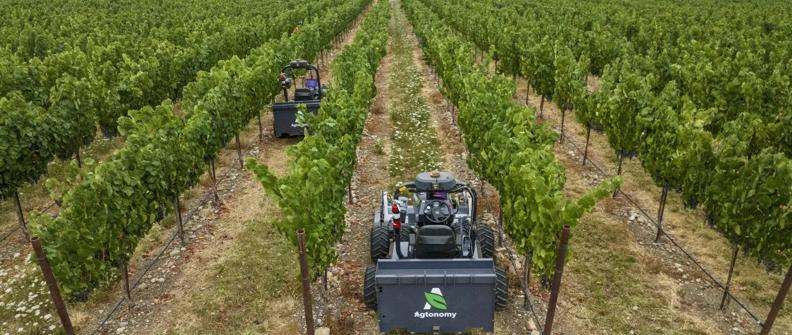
[370,226,390,262]
[364,265,377,310]
[495,267,509,310]
[477,225,495,259]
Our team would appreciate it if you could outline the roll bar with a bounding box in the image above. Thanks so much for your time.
[393,182,477,226]
[391,182,478,259]
[280,59,323,101]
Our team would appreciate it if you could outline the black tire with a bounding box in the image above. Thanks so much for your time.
[477,225,495,259]
[495,267,509,310]
[399,226,410,242]
[370,226,390,262]
[364,265,377,310]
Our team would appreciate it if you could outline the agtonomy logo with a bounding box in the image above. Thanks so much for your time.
[414,288,457,319]
[424,288,447,310]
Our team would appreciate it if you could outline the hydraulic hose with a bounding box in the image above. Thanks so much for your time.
[394,227,406,259]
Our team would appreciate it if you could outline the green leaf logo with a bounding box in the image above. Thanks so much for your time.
[424,291,448,310]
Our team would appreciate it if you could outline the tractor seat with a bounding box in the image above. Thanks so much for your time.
[294,88,314,101]
[414,225,457,258]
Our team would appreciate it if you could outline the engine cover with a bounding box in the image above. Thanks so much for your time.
[414,171,457,192]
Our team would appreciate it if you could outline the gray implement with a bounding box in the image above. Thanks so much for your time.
[364,172,508,334]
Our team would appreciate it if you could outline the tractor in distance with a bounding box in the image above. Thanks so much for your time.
[272,59,327,137]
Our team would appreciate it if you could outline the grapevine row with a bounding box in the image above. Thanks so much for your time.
[420,0,792,269]
[0,0,335,203]
[29,0,371,295]
[0,0,293,61]
[403,0,621,275]
[247,0,390,274]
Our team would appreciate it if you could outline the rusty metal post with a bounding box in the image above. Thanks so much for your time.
[719,246,739,310]
[323,268,328,293]
[210,166,219,200]
[122,262,133,308]
[209,159,220,202]
[297,230,315,335]
[543,225,570,335]
[174,197,185,243]
[119,236,134,310]
[31,237,75,335]
[209,159,217,181]
[525,81,530,104]
[236,134,244,169]
[612,153,624,198]
[583,125,591,166]
[13,191,30,241]
[760,263,792,335]
[257,111,264,143]
[522,253,532,308]
[654,185,669,243]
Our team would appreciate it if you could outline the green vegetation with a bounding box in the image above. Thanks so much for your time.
[404,0,621,276]
[247,0,390,273]
[418,0,791,269]
[29,0,371,294]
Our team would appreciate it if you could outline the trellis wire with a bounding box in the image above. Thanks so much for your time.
[552,121,763,325]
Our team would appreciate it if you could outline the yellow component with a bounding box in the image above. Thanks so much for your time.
[399,185,408,194]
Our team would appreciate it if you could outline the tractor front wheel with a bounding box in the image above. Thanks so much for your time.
[364,265,377,310]
[370,226,390,262]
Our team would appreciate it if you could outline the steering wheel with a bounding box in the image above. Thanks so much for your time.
[424,200,454,224]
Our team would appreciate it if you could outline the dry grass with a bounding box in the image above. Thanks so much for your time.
[564,213,719,335]
[166,214,301,334]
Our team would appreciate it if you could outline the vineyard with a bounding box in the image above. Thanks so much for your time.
[0,0,790,334]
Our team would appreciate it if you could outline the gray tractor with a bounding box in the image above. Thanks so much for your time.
[364,172,508,334]
[272,59,327,137]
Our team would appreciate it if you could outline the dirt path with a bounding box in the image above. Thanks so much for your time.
[513,80,788,333]
[73,5,377,334]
